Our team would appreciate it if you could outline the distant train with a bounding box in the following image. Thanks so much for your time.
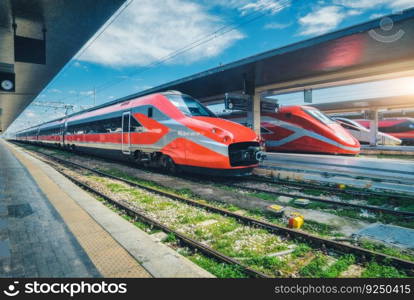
[333,117,401,146]
[221,106,360,155]
[14,91,264,176]
[356,118,414,145]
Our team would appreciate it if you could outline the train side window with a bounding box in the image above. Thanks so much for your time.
[130,116,143,132]
[102,118,114,133]
[109,116,122,132]
[340,123,355,130]
[261,127,272,134]
[147,107,153,118]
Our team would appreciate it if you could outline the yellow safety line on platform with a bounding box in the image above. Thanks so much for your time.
[5,142,151,278]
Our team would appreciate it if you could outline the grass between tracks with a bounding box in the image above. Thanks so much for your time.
[95,195,249,278]
[91,176,298,276]
[89,173,409,278]
[16,143,414,275]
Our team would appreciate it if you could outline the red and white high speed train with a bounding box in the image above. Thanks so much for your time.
[15,91,263,175]
[222,105,360,155]
[357,118,414,145]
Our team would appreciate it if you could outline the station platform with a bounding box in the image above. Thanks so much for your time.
[0,139,212,278]
[360,145,414,156]
[257,152,414,195]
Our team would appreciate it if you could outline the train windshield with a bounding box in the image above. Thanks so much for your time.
[302,108,335,125]
[167,94,216,117]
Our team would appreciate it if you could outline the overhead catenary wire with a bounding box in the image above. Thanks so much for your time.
[94,0,292,93]
[36,0,135,99]
[55,0,292,105]
[14,0,292,132]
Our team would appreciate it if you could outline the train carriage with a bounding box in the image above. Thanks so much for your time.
[222,105,360,155]
[357,118,414,145]
[15,91,264,176]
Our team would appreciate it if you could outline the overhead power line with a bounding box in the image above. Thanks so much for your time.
[95,0,292,93]
[54,0,292,105]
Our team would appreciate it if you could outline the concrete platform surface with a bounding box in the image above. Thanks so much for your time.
[0,140,100,277]
[1,140,213,278]
[354,223,414,250]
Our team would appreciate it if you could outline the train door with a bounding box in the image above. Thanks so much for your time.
[122,112,131,154]
[63,121,67,146]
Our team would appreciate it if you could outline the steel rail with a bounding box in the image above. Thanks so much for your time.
[24,147,414,274]
[222,182,414,217]
[51,163,269,278]
[13,141,413,202]
[250,176,414,202]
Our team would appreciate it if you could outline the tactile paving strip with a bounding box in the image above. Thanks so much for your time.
[7,144,151,278]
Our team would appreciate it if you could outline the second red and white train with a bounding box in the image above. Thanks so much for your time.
[221,105,360,155]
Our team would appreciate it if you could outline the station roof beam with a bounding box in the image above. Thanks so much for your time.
[0,0,126,133]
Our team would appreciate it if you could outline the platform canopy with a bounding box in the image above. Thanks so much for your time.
[112,7,414,105]
[0,0,126,133]
[312,95,414,113]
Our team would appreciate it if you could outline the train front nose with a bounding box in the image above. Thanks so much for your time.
[228,142,263,166]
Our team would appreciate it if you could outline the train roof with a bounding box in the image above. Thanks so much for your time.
[16,91,184,133]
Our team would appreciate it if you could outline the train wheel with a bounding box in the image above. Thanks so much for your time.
[162,155,178,174]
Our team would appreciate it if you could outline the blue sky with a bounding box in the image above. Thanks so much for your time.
[8,0,414,132]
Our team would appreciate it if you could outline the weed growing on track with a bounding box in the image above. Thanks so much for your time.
[359,241,414,262]
[187,254,248,278]
[361,262,407,278]
[299,254,356,278]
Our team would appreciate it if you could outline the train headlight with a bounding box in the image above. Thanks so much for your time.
[1,80,13,91]
[223,136,230,143]
[211,128,217,134]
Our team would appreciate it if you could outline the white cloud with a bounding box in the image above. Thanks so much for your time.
[49,88,62,93]
[80,0,244,67]
[25,111,36,118]
[297,0,414,36]
[201,0,291,14]
[239,0,291,15]
[80,90,94,96]
[347,9,362,16]
[264,22,292,29]
[73,60,88,70]
[334,0,414,10]
[370,13,386,19]
[299,6,347,36]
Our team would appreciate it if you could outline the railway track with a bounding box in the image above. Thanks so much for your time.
[30,151,268,278]
[249,176,414,202]
[222,180,414,217]
[16,141,413,207]
[262,152,414,186]
[18,145,414,276]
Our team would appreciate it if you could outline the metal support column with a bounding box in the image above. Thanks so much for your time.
[369,109,379,146]
[252,92,261,137]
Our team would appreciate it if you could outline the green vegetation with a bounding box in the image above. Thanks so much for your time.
[291,244,312,259]
[322,255,355,278]
[299,254,355,278]
[164,233,178,243]
[361,262,407,278]
[359,241,414,262]
[188,254,248,278]
[19,144,414,277]
[301,189,324,197]
[299,255,328,277]
[91,174,297,276]
[301,220,342,237]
